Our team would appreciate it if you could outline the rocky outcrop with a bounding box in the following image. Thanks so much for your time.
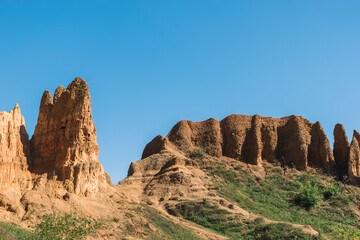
[333,124,350,177]
[30,77,105,196]
[308,122,334,169]
[348,134,360,184]
[142,135,165,159]
[140,114,335,172]
[0,104,32,192]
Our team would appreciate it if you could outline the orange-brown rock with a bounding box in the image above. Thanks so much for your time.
[30,77,106,196]
[308,121,334,169]
[348,133,360,184]
[333,124,350,177]
[142,135,165,159]
[0,104,32,192]
[140,114,335,172]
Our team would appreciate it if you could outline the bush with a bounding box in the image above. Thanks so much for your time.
[295,182,321,209]
[323,184,340,199]
[190,146,206,159]
[33,212,106,240]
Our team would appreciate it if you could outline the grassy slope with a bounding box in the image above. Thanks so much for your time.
[204,159,360,240]
[0,222,33,240]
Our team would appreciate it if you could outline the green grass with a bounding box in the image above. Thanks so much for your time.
[167,198,243,237]
[168,199,319,239]
[0,212,106,240]
[32,212,106,240]
[141,206,203,240]
[0,222,33,240]
[206,165,360,239]
[240,222,319,240]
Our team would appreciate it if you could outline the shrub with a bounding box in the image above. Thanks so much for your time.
[33,212,106,240]
[295,182,321,209]
[323,184,340,199]
[190,146,206,159]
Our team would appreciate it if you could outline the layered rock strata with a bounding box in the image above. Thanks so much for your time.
[140,114,335,172]
[30,77,105,196]
[0,104,32,192]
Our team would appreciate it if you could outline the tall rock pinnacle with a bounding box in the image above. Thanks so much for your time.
[30,77,105,196]
[333,124,350,178]
[0,104,32,192]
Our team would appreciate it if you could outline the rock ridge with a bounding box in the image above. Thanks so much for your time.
[139,114,360,185]
[140,114,335,172]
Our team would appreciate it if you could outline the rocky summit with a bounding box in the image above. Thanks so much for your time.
[1,77,360,239]
[30,77,105,196]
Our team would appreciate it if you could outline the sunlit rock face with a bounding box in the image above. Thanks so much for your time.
[30,77,105,196]
[0,104,32,192]
[348,131,360,185]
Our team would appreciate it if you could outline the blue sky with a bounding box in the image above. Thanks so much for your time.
[1,1,360,182]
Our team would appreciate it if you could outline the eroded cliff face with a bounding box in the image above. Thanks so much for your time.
[0,104,32,193]
[30,77,106,196]
[333,124,350,178]
[139,114,335,172]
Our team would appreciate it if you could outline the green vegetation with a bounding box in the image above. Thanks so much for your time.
[0,221,33,240]
[168,199,318,239]
[141,206,203,240]
[241,222,319,240]
[295,182,322,208]
[0,212,106,240]
[168,198,243,236]
[32,212,106,240]
[190,145,206,159]
[206,165,360,239]
[323,184,340,199]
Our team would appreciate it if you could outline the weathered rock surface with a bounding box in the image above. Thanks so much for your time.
[333,124,350,177]
[140,114,335,173]
[142,135,165,159]
[30,77,106,196]
[0,105,32,192]
[348,130,360,184]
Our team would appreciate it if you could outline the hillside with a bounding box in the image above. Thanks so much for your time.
[0,78,359,240]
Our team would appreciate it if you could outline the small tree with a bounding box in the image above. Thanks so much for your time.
[295,182,321,209]
[323,184,340,199]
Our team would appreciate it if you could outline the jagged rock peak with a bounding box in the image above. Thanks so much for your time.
[30,77,105,196]
[53,85,65,103]
[0,104,32,192]
[139,114,335,175]
[40,90,53,107]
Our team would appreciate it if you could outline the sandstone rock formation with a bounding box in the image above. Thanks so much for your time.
[0,104,32,192]
[30,77,106,196]
[348,131,360,184]
[141,114,335,172]
[142,135,165,159]
[333,124,350,177]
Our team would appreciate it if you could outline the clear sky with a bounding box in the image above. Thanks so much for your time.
[1,1,360,183]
